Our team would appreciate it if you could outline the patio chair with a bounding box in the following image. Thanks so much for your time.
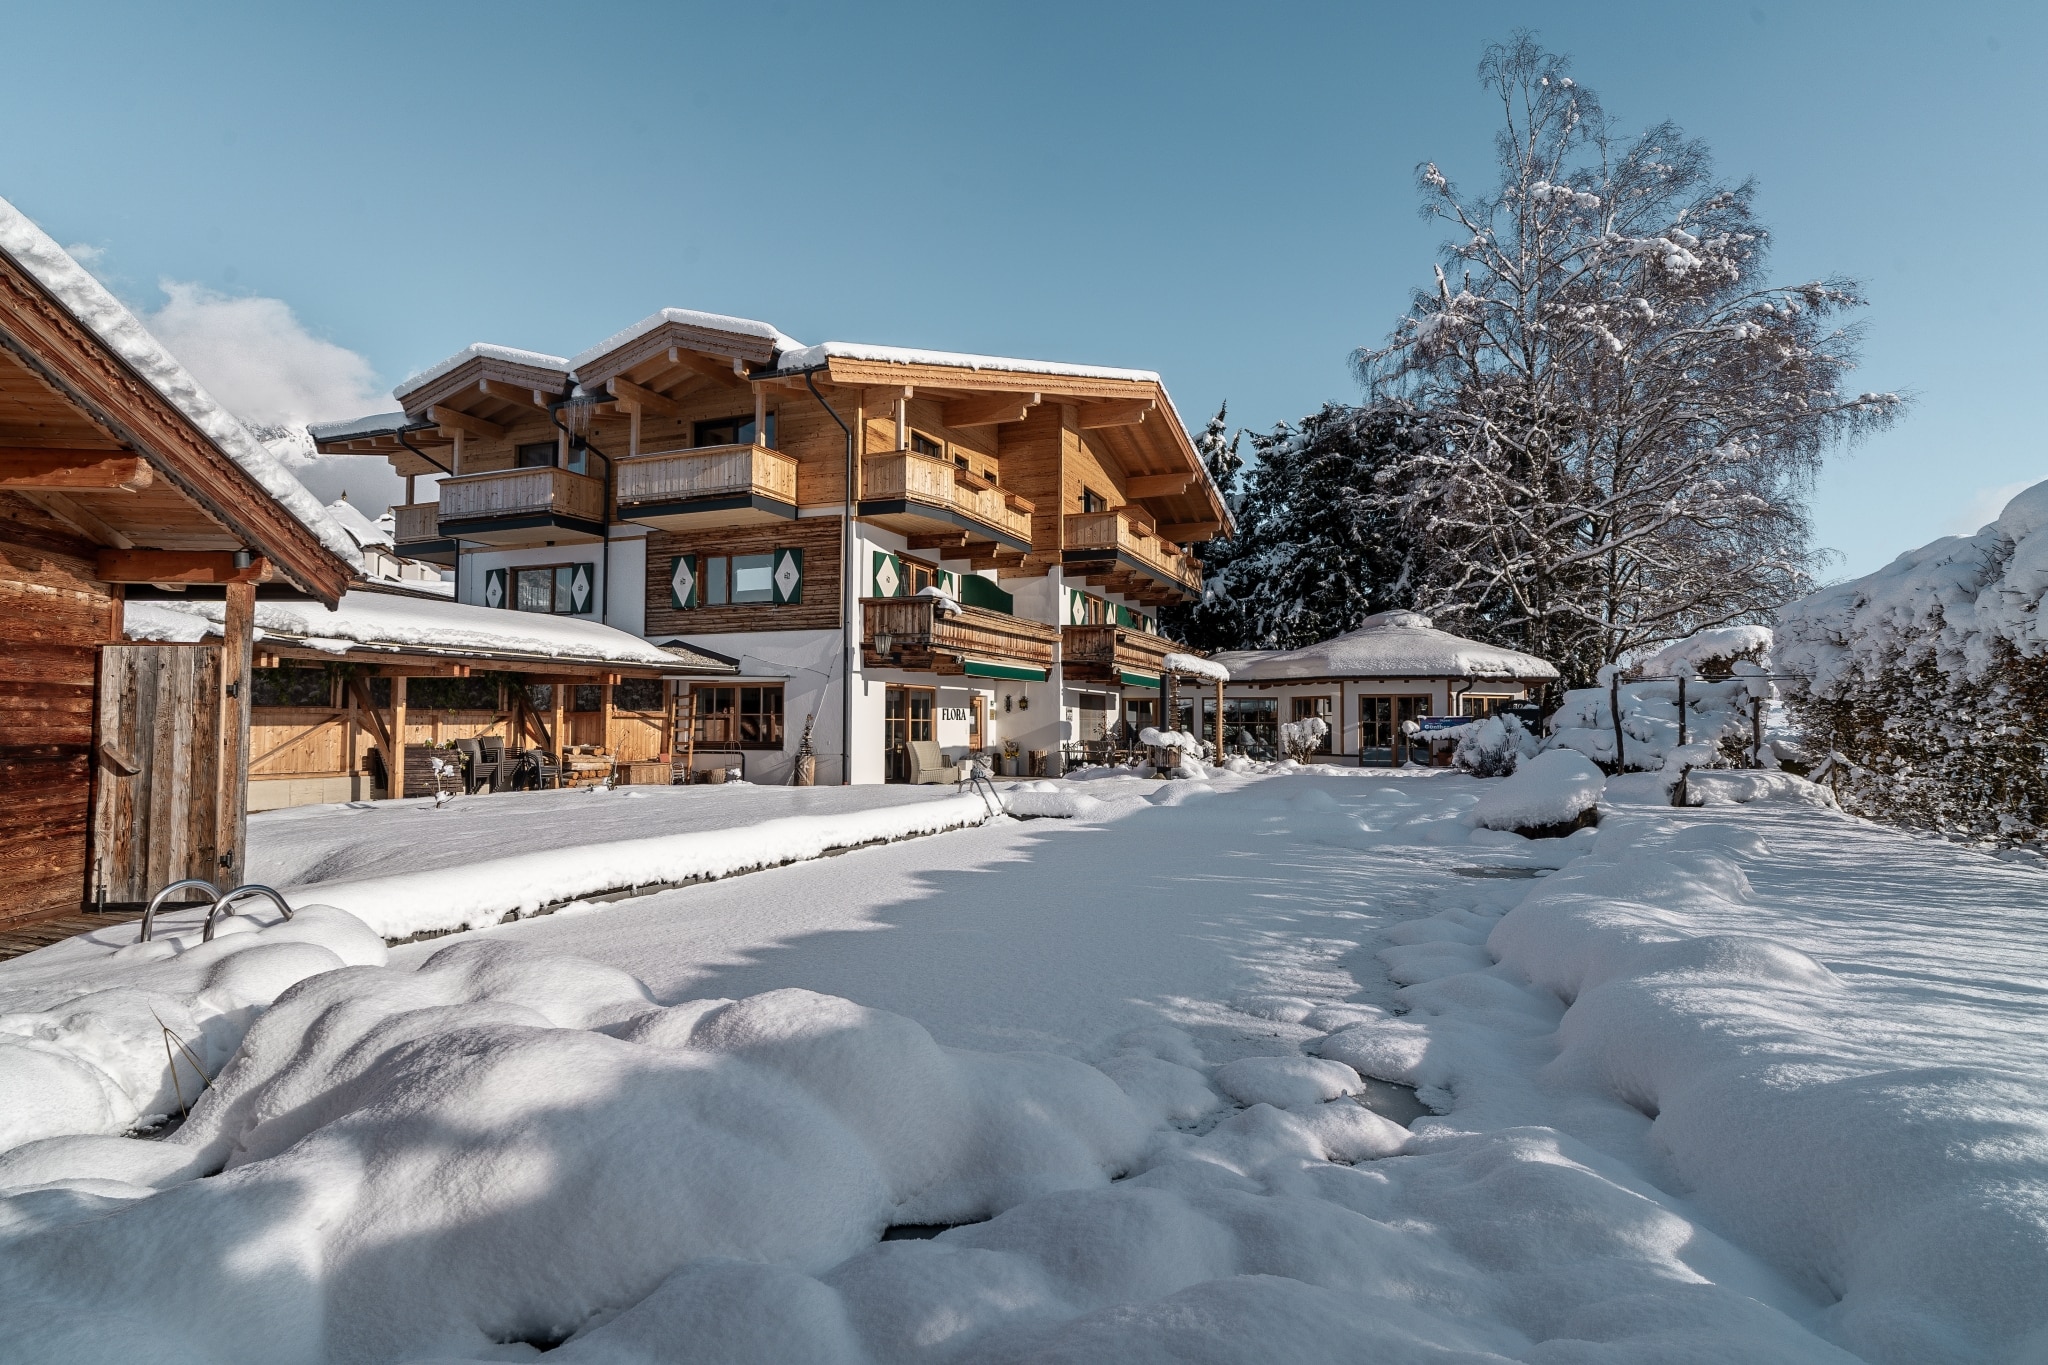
[907,740,959,785]
[452,738,484,794]
[520,748,559,790]
[475,738,508,794]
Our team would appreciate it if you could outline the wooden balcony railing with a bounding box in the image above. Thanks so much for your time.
[862,452,1033,544]
[391,502,441,544]
[615,443,797,510]
[1061,624,1178,685]
[1064,510,1202,594]
[438,467,606,524]
[863,596,1059,674]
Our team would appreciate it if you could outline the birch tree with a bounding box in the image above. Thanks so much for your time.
[1358,33,1900,684]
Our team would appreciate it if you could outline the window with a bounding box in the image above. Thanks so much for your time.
[515,441,557,469]
[730,552,775,603]
[1292,696,1335,753]
[1080,488,1107,514]
[1360,695,1434,765]
[691,684,784,749]
[614,678,666,711]
[1460,694,1516,718]
[901,558,944,595]
[695,413,776,448]
[686,549,802,608]
[911,432,944,459]
[512,563,590,615]
[526,684,554,711]
[1202,695,1278,758]
[572,685,603,713]
[251,666,332,708]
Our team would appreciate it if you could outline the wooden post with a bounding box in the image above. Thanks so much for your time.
[1214,679,1225,760]
[601,679,615,756]
[551,681,566,771]
[1609,671,1625,772]
[391,674,408,800]
[405,473,415,505]
[217,581,256,885]
[628,405,642,459]
[452,430,464,476]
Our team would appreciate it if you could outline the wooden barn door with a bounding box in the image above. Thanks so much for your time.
[90,644,222,907]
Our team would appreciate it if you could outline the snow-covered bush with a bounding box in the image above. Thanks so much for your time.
[1138,727,1210,779]
[1779,480,2048,842]
[1468,749,1604,836]
[1634,624,1773,680]
[1547,658,1773,775]
[1278,715,1329,763]
[1453,713,1538,777]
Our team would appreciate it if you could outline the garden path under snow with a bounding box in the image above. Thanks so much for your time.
[1,770,2044,1364]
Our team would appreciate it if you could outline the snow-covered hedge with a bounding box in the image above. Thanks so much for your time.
[1547,663,1774,775]
[1778,481,2048,841]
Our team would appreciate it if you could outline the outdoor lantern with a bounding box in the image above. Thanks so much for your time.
[874,630,894,657]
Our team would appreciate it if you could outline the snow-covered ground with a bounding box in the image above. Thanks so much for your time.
[1,770,2043,1364]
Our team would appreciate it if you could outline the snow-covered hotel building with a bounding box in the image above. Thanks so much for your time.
[313,312,1229,784]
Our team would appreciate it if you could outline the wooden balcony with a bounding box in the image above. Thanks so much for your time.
[389,501,457,564]
[859,452,1034,554]
[614,444,799,530]
[1061,624,1180,688]
[436,467,607,546]
[863,596,1059,680]
[1062,509,1203,603]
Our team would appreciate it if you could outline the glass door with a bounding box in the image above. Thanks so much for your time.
[884,685,935,783]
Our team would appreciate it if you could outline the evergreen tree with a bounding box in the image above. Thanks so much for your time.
[1164,402,1425,651]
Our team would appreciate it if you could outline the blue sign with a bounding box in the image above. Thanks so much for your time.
[1416,715,1473,733]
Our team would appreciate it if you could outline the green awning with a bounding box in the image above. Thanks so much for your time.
[1118,671,1162,689]
[964,660,1048,682]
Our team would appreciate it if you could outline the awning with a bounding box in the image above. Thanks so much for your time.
[964,660,1048,682]
[1118,670,1161,689]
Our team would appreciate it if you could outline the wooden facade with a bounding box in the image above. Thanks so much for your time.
[0,220,353,924]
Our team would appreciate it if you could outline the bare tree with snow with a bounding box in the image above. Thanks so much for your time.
[1357,33,1900,685]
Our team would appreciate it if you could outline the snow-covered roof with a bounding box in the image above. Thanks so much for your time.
[566,308,805,374]
[393,343,571,403]
[306,410,424,442]
[0,195,364,574]
[322,498,392,549]
[763,339,1160,385]
[1211,612,1561,683]
[124,588,733,672]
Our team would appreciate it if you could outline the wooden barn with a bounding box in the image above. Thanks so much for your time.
[0,200,358,926]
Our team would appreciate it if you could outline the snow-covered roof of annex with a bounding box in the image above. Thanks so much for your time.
[0,195,364,576]
[307,410,430,443]
[1211,612,1561,684]
[123,583,735,675]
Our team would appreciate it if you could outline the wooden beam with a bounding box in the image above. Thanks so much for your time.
[1125,473,1193,499]
[428,405,509,440]
[666,348,745,386]
[96,550,266,585]
[219,581,255,880]
[0,448,154,492]
[391,675,407,800]
[478,379,554,409]
[607,376,688,418]
[15,491,134,548]
[345,673,394,760]
[944,392,1040,428]
[1158,521,1221,542]
[1076,399,1154,429]
[908,532,971,550]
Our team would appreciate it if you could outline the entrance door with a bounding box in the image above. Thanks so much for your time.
[884,685,935,783]
[1359,694,1436,766]
[91,644,224,906]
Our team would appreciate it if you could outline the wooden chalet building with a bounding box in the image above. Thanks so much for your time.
[315,312,1230,783]
[0,199,358,925]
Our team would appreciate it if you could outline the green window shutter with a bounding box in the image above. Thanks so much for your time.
[483,568,507,610]
[872,550,903,597]
[959,574,1013,615]
[773,547,804,604]
[670,555,697,609]
[569,563,594,615]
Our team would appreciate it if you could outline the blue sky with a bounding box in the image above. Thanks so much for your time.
[2,1,2040,578]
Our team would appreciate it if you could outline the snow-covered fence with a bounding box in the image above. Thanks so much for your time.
[1778,482,2048,842]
